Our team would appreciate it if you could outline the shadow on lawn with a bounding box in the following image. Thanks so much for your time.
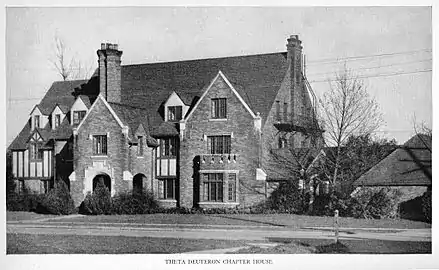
[215,215,285,227]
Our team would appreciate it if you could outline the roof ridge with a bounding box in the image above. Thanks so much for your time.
[122,51,287,68]
[108,102,148,112]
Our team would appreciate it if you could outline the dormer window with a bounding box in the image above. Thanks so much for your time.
[34,115,40,129]
[168,106,182,121]
[212,98,227,119]
[73,111,86,125]
[54,114,61,128]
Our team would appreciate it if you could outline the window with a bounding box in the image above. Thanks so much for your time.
[158,178,175,199]
[41,180,50,194]
[55,114,61,128]
[73,111,86,124]
[283,102,288,122]
[278,137,287,149]
[168,106,183,121]
[30,144,42,160]
[203,173,223,202]
[34,115,40,128]
[228,173,236,202]
[211,98,227,119]
[208,136,231,154]
[137,136,143,156]
[93,135,107,155]
[275,101,281,121]
[160,138,177,157]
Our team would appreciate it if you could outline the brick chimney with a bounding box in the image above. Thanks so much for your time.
[97,43,123,103]
[286,35,303,86]
[287,35,305,133]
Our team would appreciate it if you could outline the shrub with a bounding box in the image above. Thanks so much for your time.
[112,190,159,214]
[421,190,431,223]
[266,181,308,214]
[6,189,44,212]
[354,188,401,219]
[79,180,112,215]
[39,180,75,215]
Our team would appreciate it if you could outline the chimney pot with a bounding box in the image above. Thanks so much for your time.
[101,43,106,50]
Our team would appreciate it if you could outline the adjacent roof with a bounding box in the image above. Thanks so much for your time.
[120,52,288,128]
[354,134,432,187]
[51,118,73,140]
[38,80,87,115]
[108,102,158,146]
[77,95,92,109]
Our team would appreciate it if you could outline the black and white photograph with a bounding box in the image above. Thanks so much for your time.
[3,4,436,270]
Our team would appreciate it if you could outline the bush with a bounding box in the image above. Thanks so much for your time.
[79,180,112,215]
[354,188,401,219]
[112,190,159,214]
[39,180,75,215]
[6,191,44,212]
[266,181,308,214]
[421,190,431,223]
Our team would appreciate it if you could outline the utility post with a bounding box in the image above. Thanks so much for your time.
[334,209,339,243]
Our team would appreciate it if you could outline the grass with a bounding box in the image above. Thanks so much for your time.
[6,211,58,222]
[30,213,432,229]
[7,233,247,254]
[230,239,432,254]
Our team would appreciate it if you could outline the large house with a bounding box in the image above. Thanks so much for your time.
[8,35,320,208]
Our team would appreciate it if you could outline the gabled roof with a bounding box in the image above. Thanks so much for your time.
[108,102,158,147]
[51,117,73,140]
[77,95,92,109]
[8,121,31,150]
[354,134,432,187]
[120,52,288,128]
[38,80,87,115]
[50,103,70,115]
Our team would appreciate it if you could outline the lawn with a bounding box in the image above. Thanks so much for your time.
[7,211,431,230]
[230,239,432,254]
[7,233,247,254]
[35,213,431,229]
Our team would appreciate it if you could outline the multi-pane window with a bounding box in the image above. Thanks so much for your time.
[158,178,175,199]
[73,111,86,124]
[208,135,231,154]
[55,114,61,128]
[168,106,183,121]
[93,135,107,155]
[137,136,143,156]
[203,173,223,202]
[275,101,281,121]
[34,115,40,128]
[211,98,227,119]
[160,138,177,157]
[283,102,288,122]
[30,144,42,160]
[228,173,237,202]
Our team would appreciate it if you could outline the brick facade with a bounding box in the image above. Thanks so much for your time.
[10,35,323,210]
[180,75,262,208]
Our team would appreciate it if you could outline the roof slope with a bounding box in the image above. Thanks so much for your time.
[354,134,432,186]
[38,80,87,115]
[120,52,288,128]
[108,102,158,146]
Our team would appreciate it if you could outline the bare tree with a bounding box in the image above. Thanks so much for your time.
[51,35,93,80]
[320,66,383,189]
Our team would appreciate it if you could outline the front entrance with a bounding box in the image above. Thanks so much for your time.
[92,173,111,193]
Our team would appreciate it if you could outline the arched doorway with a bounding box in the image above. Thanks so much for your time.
[93,173,111,193]
[133,173,146,193]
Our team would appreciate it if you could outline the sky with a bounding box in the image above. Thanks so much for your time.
[5,6,432,145]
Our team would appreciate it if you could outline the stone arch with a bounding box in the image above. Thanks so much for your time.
[133,173,146,193]
[92,173,112,194]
